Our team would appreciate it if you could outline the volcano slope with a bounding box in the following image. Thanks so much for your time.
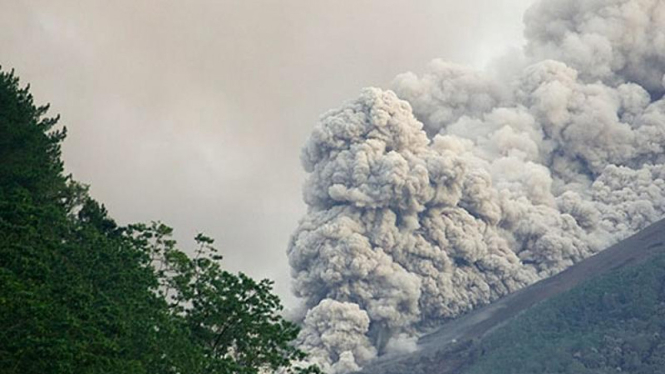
[356,218,665,374]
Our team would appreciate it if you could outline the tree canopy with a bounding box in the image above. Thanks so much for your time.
[0,68,319,374]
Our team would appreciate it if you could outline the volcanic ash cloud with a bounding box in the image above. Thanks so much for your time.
[288,0,665,372]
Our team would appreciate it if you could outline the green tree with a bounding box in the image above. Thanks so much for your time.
[0,67,320,374]
[0,68,173,373]
[127,222,321,374]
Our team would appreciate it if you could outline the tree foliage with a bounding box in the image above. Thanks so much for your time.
[127,222,321,374]
[0,67,319,374]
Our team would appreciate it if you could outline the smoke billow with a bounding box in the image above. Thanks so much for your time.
[288,0,665,372]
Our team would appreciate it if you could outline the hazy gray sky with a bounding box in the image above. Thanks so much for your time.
[1,0,535,306]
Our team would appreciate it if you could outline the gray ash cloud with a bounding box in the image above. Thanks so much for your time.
[288,0,665,372]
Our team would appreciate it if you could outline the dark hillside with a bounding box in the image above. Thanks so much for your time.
[463,243,665,373]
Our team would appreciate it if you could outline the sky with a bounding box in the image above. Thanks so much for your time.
[1,0,536,307]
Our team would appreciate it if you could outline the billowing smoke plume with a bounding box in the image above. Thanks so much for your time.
[288,0,665,372]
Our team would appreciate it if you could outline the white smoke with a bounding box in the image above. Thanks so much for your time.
[288,0,665,371]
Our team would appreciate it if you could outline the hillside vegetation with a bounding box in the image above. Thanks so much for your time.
[462,251,665,374]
